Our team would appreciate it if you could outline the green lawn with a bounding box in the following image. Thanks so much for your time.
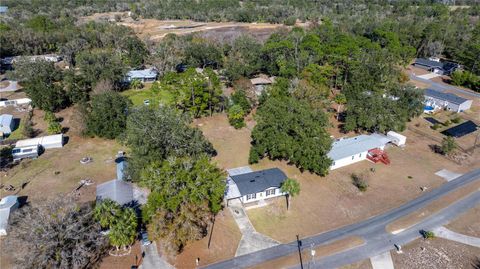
[8,118,25,140]
[121,87,174,107]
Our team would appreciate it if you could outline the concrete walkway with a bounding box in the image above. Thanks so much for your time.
[370,252,394,269]
[229,199,279,257]
[140,242,175,269]
[432,226,480,248]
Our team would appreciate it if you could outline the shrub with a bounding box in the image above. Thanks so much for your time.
[451,117,462,124]
[22,111,35,138]
[248,148,260,164]
[443,120,451,127]
[431,123,441,130]
[43,111,57,123]
[421,230,435,239]
[440,136,457,155]
[351,173,368,192]
[228,104,246,129]
[47,121,62,134]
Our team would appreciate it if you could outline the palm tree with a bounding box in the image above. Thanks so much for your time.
[280,178,300,211]
[94,199,121,229]
[130,79,143,90]
[108,208,138,251]
[334,93,347,120]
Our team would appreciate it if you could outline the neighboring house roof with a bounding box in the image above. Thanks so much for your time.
[414,58,459,73]
[424,89,470,105]
[0,6,8,13]
[0,195,18,235]
[127,68,158,79]
[96,179,134,206]
[0,114,13,134]
[226,166,253,199]
[230,168,287,196]
[327,134,391,161]
[250,77,272,85]
[15,134,63,149]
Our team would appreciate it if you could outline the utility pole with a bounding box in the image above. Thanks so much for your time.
[296,235,304,269]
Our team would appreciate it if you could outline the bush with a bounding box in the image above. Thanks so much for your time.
[47,121,62,134]
[431,123,441,130]
[421,230,435,239]
[451,117,462,124]
[443,120,451,127]
[43,111,57,123]
[351,173,368,192]
[228,104,246,129]
[284,16,297,26]
[440,136,457,155]
[248,148,260,164]
[22,111,35,138]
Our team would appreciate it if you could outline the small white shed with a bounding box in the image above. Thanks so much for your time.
[387,131,407,147]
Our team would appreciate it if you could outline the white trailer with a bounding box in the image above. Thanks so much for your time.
[387,131,407,147]
[15,134,64,149]
[12,145,39,162]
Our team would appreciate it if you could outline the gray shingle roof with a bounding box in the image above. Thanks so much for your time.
[0,114,13,134]
[96,179,133,205]
[126,68,158,79]
[327,134,391,161]
[424,89,469,105]
[230,168,287,196]
[414,58,459,73]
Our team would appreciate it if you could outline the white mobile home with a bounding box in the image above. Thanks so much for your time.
[424,89,472,113]
[328,134,392,170]
[225,167,287,205]
[15,134,64,149]
[0,114,14,136]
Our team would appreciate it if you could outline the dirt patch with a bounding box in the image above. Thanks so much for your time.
[386,179,480,234]
[340,259,373,269]
[445,204,480,238]
[99,241,142,269]
[195,114,252,170]
[249,236,364,269]
[391,238,480,269]
[166,209,242,269]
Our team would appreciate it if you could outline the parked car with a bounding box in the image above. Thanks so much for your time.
[141,230,151,246]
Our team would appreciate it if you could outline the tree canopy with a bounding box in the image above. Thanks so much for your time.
[249,96,332,176]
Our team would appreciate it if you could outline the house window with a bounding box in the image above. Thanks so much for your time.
[246,193,256,200]
[266,189,276,196]
[332,161,335,166]
[359,153,362,158]
[352,155,354,160]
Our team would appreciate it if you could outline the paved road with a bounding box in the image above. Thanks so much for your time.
[410,74,480,98]
[203,168,480,269]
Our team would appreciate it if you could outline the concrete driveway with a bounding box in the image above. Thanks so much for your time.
[139,242,175,269]
[228,199,279,257]
[433,226,480,247]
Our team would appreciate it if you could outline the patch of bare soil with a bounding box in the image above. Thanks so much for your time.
[165,209,242,269]
[446,204,480,238]
[249,236,364,269]
[340,259,373,269]
[391,238,480,269]
[99,241,142,269]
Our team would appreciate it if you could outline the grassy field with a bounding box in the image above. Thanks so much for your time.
[121,85,174,107]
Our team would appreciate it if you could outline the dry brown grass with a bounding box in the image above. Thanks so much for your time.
[386,179,480,234]
[445,204,480,238]
[167,209,242,269]
[249,236,364,269]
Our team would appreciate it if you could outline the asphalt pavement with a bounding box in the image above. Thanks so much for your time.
[410,74,480,98]
[203,168,480,269]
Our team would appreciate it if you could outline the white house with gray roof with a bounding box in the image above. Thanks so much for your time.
[225,167,287,204]
[328,134,392,170]
[424,89,472,113]
[0,114,14,136]
[125,68,158,83]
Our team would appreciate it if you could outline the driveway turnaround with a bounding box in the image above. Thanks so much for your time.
[435,169,463,182]
[432,226,480,248]
[140,242,175,269]
[229,199,279,256]
[203,168,480,269]
[370,252,394,269]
